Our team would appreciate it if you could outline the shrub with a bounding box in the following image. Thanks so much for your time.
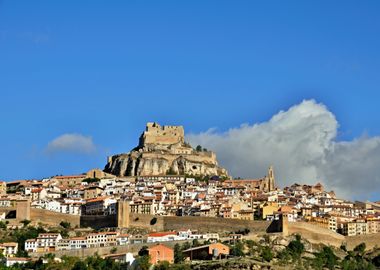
[60,221,71,229]
[261,246,273,262]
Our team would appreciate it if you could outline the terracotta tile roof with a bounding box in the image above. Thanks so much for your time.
[2,242,18,247]
[148,231,176,237]
[70,237,86,240]
[86,196,108,203]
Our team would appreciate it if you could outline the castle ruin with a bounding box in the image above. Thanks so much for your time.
[104,122,229,177]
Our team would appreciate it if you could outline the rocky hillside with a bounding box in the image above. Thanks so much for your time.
[104,123,229,177]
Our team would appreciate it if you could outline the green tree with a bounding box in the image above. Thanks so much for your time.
[154,261,170,270]
[59,221,71,229]
[196,145,202,152]
[278,249,292,265]
[245,240,256,255]
[261,246,273,262]
[313,246,338,270]
[138,246,149,257]
[181,242,191,251]
[0,221,7,230]
[192,239,201,247]
[353,242,366,256]
[230,241,245,257]
[174,243,184,263]
[287,234,304,259]
[135,255,151,270]
[20,219,31,227]
[72,260,87,270]
[373,254,380,267]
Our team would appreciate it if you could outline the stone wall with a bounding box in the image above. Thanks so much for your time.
[288,222,345,247]
[289,222,380,250]
[127,214,269,233]
[163,216,269,233]
[140,123,184,146]
[346,233,380,250]
[80,215,117,229]
[30,208,80,227]
[129,213,165,231]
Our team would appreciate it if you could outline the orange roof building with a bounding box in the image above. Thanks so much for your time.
[148,244,174,265]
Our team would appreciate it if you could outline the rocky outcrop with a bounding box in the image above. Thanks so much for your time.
[104,123,229,177]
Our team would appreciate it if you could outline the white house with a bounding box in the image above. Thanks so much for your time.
[116,234,129,246]
[69,237,87,249]
[86,232,118,248]
[36,233,62,252]
[147,232,183,243]
[6,257,31,267]
[25,239,37,253]
[0,242,18,257]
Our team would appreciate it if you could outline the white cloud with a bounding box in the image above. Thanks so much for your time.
[320,136,380,200]
[187,100,380,200]
[46,133,96,155]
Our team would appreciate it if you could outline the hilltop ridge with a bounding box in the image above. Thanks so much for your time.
[104,122,229,177]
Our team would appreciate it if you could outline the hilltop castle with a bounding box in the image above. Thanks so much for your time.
[139,122,185,148]
[104,122,229,177]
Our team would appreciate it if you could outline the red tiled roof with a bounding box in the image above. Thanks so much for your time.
[148,231,176,237]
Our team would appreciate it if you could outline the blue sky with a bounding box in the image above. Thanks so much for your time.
[0,1,379,199]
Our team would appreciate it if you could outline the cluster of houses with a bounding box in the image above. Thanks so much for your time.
[24,229,219,253]
[0,167,379,238]
[283,184,380,236]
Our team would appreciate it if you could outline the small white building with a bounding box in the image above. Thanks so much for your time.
[6,257,31,267]
[0,242,18,257]
[147,232,183,243]
[69,237,87,249]
[116,234,129,246]
[36,233,62,252]
[25,239,37,253]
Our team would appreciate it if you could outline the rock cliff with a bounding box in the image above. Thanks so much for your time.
[104,122,229,177]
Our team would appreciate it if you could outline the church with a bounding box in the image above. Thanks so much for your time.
[223,166,276,193]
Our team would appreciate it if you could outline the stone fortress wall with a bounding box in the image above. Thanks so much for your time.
[139,122,185,147]
[4,202,380,252]
[104,122,229,177]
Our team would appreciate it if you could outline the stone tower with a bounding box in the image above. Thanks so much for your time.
[281,212,289,236]
[117,199,130,228]
[16,199,30,221]
[268,165,276,192]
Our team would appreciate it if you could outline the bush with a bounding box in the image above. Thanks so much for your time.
[313,246,338,270]
[353,242,366,255]
[136,255,151,270]
[373,254,380,267]
[0,221,6,230]
[154,261,170,270]
[138,246,149,256]
[287,234,304,259]
[20,219,31,227]
[261,246,273,262]
[230,242,245,257]
[60,221,71,229]
[174,243,185,263]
